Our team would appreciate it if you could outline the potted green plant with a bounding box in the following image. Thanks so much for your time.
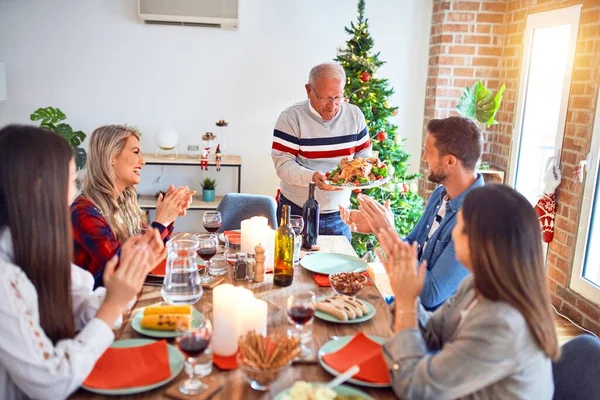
[30,107,87,169]
[201,178,217,202]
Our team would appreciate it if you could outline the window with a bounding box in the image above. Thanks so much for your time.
[509,6,581,205]
[572,97,600,304]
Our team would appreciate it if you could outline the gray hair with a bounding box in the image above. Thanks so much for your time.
[308,63,346,88]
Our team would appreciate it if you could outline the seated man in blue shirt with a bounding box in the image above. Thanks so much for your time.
[341,116,484,310]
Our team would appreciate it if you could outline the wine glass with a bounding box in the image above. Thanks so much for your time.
[286,291,316,358]
[176,315,213,395]
[290,215,304,265]
[197,233,218,283]
[203,211,222,233]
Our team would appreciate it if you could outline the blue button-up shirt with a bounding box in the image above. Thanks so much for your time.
[405,174,485,310]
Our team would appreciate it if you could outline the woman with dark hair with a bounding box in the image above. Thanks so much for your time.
[378,184,559,399]
[0,125,163,399]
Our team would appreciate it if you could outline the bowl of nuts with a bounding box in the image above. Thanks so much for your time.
[329,272,368,297]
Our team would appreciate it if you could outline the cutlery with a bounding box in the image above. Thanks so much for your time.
[324,365,360,389]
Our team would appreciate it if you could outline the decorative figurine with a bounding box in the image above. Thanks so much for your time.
[200,147,209,171]
[215,144,222,171]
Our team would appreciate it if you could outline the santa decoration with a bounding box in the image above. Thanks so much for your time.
[200,148,209,171]
[535,157,562,243]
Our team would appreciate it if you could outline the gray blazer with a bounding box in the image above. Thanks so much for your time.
[383,276,553,399]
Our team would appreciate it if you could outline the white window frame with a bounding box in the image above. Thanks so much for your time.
[571,97,600,305]
[508,5,582,187]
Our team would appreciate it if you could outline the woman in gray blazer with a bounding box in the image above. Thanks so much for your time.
[376,185,559,399]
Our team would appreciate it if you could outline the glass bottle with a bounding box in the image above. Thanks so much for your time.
[233,253,247,281]
[274,205,295,287]
[246,254,256,280]
[302,183,320,249]
[161,233,202,305]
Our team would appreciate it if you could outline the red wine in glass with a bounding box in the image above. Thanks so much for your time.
[203,223,221,233]
[287,305,315,325]
[176,335,210,358]
[197,248,217,261]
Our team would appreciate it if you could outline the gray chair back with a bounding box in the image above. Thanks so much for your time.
[552,334,600,399]
[216,193,278,231]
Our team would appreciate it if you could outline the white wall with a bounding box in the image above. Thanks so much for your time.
[0,0,432,230]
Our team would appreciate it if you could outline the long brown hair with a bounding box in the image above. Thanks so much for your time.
[82,125,144,242]
[463,184,559,360]
[0,125,75,343]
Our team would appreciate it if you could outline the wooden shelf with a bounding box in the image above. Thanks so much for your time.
[142,154,241,166]
[138,194,222,210]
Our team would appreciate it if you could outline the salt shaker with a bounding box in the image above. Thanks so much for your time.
[246,254,256,280]
[254,245,265,282]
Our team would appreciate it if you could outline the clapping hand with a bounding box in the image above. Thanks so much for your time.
[155,185,192,225]
[376,226,426,308]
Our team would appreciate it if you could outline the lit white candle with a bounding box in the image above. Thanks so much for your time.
[212,284,239,357]
[260,228,276,272]
[241,216,268,255]
[238,297,268,337]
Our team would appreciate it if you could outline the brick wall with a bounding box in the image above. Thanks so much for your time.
[499,0,600,336]
[420,0,508,197]
[423,0,600,336]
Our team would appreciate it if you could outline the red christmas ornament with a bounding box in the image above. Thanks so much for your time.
[360,71,371,82]
[376,131,387,142]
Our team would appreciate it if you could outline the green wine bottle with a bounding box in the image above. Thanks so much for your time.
[274,205,295,287]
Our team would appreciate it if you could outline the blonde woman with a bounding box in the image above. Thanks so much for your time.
[71,125,193,287]
[375,185,559,399]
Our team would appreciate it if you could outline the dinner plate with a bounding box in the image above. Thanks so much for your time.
[218,229,241,243]
[300,253,368,274]
[274,383,374,400]
[318,335,390,388]
[314,296,376,324]
[131,308,203,338]
[81,338,184,395]
[325,174,392,189]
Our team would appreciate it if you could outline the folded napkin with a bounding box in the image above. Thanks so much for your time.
[149,259,167,276]
[83,340,171,389]
[322,333,391,384]
[213,352,238,370]
[312,271,372,287]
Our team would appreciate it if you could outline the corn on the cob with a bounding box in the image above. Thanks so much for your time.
[143,305,193,316]
[140,314,191,331]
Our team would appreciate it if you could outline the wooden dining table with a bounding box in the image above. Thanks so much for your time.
[72,235,397,399]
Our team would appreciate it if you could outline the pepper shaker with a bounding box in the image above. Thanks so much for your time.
[233,253,247,281]
[254,245,265,282]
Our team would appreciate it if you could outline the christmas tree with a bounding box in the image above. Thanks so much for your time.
[335,0,425,255]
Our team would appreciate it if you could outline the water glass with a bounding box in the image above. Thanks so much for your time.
[208,244,227,276]
[290,215,304,264]
[161,233,202,305]
[224,232,241,266]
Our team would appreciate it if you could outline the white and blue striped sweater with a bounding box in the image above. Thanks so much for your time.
[271,100,371,212]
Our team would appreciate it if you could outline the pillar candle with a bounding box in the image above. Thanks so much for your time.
[238,298,268,337]
[241,216,268,254]
[260,228,276,272]
[212,284,239,357]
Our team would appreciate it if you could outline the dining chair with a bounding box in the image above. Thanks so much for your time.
[216,193,278,231]
[552,334,600,399]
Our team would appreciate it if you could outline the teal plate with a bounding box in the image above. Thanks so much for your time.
[81,338,184,395]
[315,296,376,324]
[300,253,368,274]
[132,308,203,339]
[318,335,390,388]
[274,383,374,400]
